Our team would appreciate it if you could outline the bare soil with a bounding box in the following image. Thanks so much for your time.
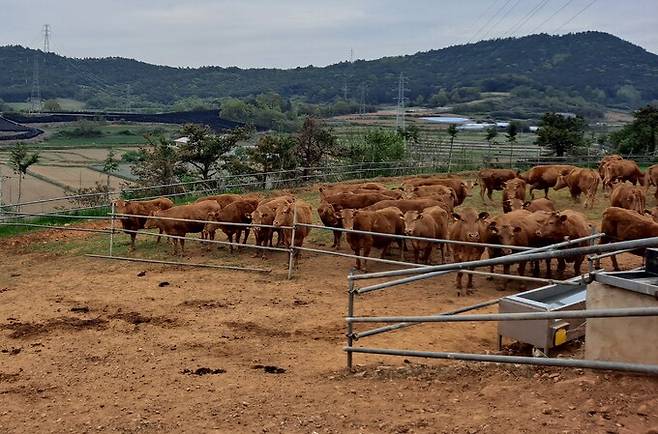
[1,219,657,433]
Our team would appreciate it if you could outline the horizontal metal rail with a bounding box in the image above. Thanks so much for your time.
[0,221,114,234]
[347,307,658,324]
[113,212,293,230]
[86,254,271,273]
[1,211,110,220]
[354,233,603,294]
[298,222,531,251]
[352,298,501,340]
[117,228,290,253]
[588,248,637,261]
[351,233,636,282]
[295,245,425,268]
[459,269,581,286]
[344,347,658,375]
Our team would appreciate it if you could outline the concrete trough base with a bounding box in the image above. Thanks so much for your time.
[586,281,658,365]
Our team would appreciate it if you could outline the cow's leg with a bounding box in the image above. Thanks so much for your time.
[130,233,137,251]
[397,239,404,260]
[456,272,463,296]
[466,270,475,293]
[544,187,549,199]
[557,258,566,275]
[423,245,433,264]
[362,244,371,272]
[228,233,234,253]
[529,185,536,199]
[242,228,250,244]
[487,188,494,201]
[179,237,186,256]
[354,248,361,270]
[610,254,621,271]
[156,228,163,244]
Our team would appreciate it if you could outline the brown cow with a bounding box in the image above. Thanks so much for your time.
[502,178,526,213]
[476,168,517,201]
[449,208,489,295]
[600,207,658,270]
[113,197,174,251]
[144,200,220,255]
[273,200,313,267]
[340,207,405,271]
[535,210,591,276]
[488,210,553,289]
[251,196,293,256]
[351,189,403,199]
[409,184,457,211]
[523,198,556,212]
[364,198,444,213]
[602,159,645,191]
[403,206,449,264]
[610,182,646,214]
[644,164,658,200]
[206,199,258,252]
[317,201,343,249]
[519,165,576,199]
[553,167,600,208]
[402,177,471,205]
[323,192,392,210]
[598,154,623,179]
[319,182,387,198]
[196,193,261,209]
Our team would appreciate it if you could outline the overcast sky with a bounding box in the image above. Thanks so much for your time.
[1,0,657,68]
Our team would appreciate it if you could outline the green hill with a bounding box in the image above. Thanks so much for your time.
[1,31,657,119]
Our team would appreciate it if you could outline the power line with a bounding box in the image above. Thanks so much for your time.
[555,0,598,33]
[479,0,522,41]
[466,0,502,43]
[503,0,550,37]
[468,0,513,43]
[529,0,575,34]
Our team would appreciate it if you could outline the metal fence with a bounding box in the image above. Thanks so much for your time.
[344,235,658,375]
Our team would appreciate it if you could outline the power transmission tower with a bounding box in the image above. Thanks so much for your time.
[358,84,367,116]
[395,73,409,131]
[42,24,51,53]
[29,53,42,112]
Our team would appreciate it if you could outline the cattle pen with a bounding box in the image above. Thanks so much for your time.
[3,164,658,380]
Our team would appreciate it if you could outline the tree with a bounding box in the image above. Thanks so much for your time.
[446,124,458,172]
[8,143,39,209]
[295,118,343,174]
[177,124,251,180]
[397,125,420,145]
[535,113,586,157]
[130,135,187,194]
[42,99,62,112]
[347,129,406,163]
[609,104,658,154]
[237,134,299,187]
[102,149,120,199]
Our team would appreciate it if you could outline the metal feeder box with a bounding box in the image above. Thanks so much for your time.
[498,277,587,354]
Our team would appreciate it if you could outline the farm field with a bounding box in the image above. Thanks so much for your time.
[1,174,657,432]
[28,165,126,191]
[0,164,67,212]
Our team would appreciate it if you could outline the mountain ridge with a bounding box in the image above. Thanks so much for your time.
[1,31,657,117]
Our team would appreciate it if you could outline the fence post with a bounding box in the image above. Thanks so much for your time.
[287,203,298,280]
[109,201,116,256]
[347,271,355,370]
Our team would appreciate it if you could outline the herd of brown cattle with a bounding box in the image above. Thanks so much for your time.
[112,154,658,295]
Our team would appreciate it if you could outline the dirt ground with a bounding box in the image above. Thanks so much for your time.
[1,219,657,434]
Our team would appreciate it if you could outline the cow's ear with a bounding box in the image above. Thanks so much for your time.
[644,209,652,216]
[513,226,522,233]
[559,214,568,222]
[452,212,461,221]
[523,201,531,208]
[415,213,423,220]
[478,212,489,221]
